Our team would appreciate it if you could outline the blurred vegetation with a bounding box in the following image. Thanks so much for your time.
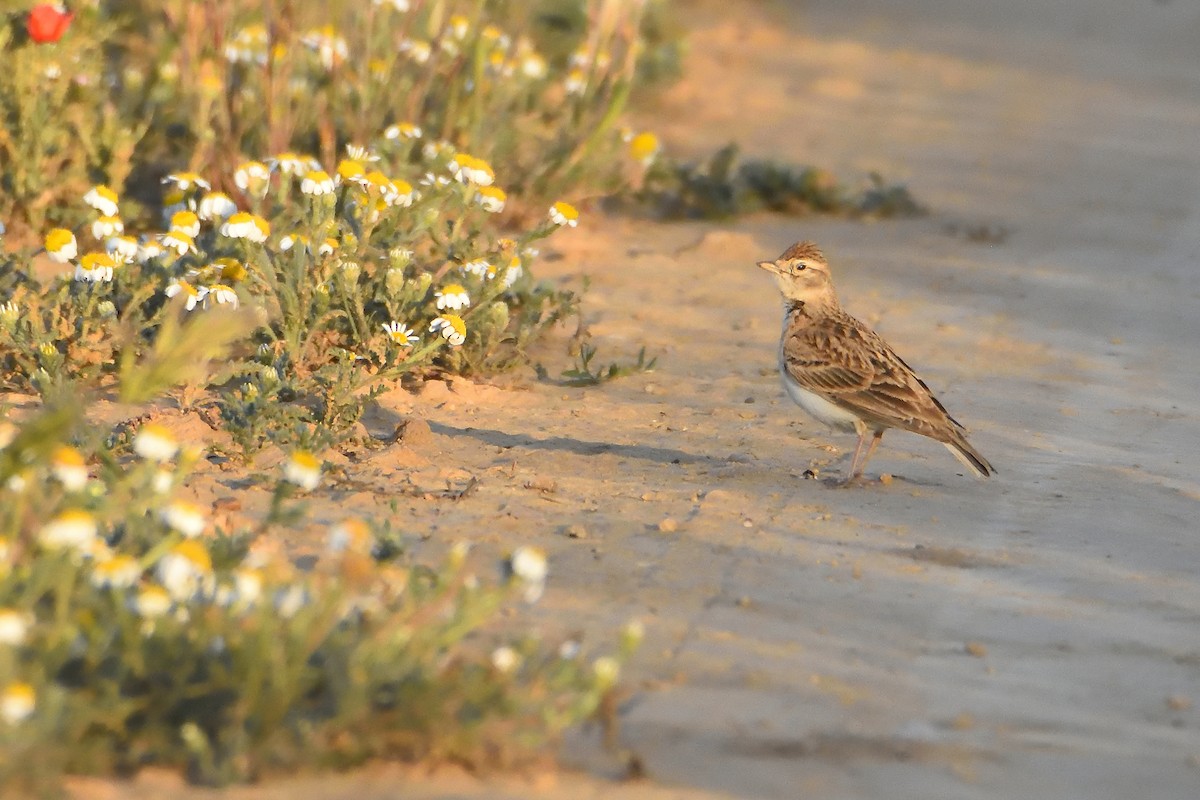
[0,309,640,794]
[621,143,926,220]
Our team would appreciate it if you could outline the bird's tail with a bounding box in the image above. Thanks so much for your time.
[943,435,994,478]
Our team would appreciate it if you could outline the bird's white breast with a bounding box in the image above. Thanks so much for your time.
[780,370,862,432]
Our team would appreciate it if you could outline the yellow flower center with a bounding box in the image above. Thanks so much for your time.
[80,252,117,269]
[629,132,661,161]
[290,450,320,470]
[52,446,85,466]
[45,228,74,251]
[171,539,212,572]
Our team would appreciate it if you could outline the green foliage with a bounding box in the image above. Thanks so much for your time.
[627,143,926,220]
[0,0,678,460]
[539,340,657,386]
[0,0,667,231]
[0,320,638,794]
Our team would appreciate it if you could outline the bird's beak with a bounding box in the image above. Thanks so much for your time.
[756,260,777,272]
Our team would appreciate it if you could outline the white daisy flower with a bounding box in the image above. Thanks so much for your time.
[564,68,587,95]
[159,229,195,256]
[91,215,123,239]
[37,510,98,551]
[283,450,321,490]
[162,172,212,192]
[382,320,419,347]
[549,201,580,227]
[327,518,372,554]
[204,284,238,309]
[44,228,77,263]
[0,683,35,725]
[169,210,201,237]
[220,212,270,243]
[278,233,311,252]
[462,258,494,279]
[449,154,495,186]
[335,159,369,188]
[90,555,142,589]
[434,283,470,310]
[384,178,415,207]
[105,235,139,263]
[136,237,165,263]
[429,314,466,346]
[491,646,520,673]
[233,160,271,195]
[74,252,117,283]
[503,256,523,288]
[475,186,506,213]
[83,185,120,217]
[231,568,264,607]
[156,540,214,601]
[133,423,178,462]
[399,38,432,64]
[165,279,206,311]
[345,143,379,163]
[267,152,320,176]
[197,191,238,220]
[160,501,206,538]
[132,585,172,618]
[300,170,335,196]
[520,53,548,79]
[508,546,547,602]
[0,609,30,646]
[446,14,469,40]
[300,26,349,70]
[384,122,421,140]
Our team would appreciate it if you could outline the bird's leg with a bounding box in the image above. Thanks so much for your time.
[858,430,885,476]
[847,430,869,478]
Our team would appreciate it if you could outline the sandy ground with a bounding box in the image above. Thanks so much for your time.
[67,0,1200,797]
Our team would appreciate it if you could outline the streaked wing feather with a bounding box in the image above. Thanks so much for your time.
[782,311,962,438]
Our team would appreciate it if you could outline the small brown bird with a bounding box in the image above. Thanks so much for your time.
[758,241,994,480]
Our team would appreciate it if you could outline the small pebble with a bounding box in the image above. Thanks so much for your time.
[880,473,893,485]
[951,712,975,730]
[1167,695,1193,712]
[524,477,558,494]
[563,524,589,539]
[658,518,678,533]
[964,641,988,658]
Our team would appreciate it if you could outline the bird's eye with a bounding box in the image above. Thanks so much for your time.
[793,261,807,272]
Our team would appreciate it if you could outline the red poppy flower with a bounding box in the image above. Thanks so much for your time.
[27,3,74,44]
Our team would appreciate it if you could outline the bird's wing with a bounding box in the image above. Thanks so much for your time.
[781,311,964,438]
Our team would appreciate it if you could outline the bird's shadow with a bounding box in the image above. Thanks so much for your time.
[425,420,710,466]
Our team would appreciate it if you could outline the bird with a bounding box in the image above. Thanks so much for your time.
[757,240,994,481]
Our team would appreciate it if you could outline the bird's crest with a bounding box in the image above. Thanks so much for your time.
[778,240,825,262]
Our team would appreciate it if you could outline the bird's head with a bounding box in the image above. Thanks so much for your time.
[757,240,836,306]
